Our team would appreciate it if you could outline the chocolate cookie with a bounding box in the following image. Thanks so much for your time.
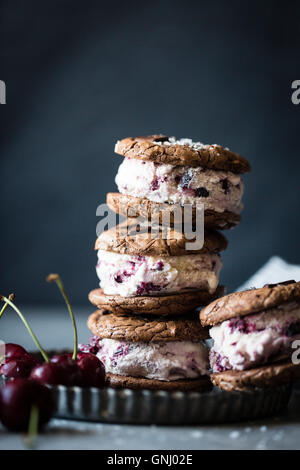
[106,373,212,392]
[83,310,211,392]
[115,135,250,173]
[95,220,228,256]
[89,285,226,316]
[211,360,300,392]
[200,280,300,327]
[107,192,241,230]
[87,309,209,342]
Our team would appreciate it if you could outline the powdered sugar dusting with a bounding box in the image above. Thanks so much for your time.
[156,136,209,150]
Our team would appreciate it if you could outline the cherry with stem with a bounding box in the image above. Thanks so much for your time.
[0,294,28,365]
[46,274,78,360]
[0,293,15,320]
[46,273,105,388]
[24,404,39,449]
[0,294,68,384]
[0,378,54,432]
[0,295,49,363]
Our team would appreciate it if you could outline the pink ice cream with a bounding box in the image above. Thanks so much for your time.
[209,301,300,372]
[115,157,243,214]
[80,337,209,381]
[96,249,222,297]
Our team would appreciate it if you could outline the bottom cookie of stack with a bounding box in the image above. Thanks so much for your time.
[80,310,212,392]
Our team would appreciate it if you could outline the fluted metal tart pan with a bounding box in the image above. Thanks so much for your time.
[1,350,291,424]
[51,383,291,424]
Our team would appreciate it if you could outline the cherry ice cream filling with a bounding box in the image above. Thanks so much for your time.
[209,301,300,372]
[96,249,222,297]
[115,158,244,214]
[80,337,209,381]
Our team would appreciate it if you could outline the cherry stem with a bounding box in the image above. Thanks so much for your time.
[0,296,49,363]
[0,293,15,320]
[25,404,39,449]
[46,274,78,361]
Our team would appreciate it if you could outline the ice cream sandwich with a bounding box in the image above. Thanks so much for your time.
[89,220,226,315]
[107,135,250,229]
[200,280,300,391]
[81,309,212,391]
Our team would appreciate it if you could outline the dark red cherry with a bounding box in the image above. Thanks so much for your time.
[0,378,55,431]
[59,361,83,386]
[50,353,72,365]
[76,352,105,388]
[3,343,28,360]
[50,354,83,386]
[31,356,83,387]
[0,355,38,379]
[30,362,65,385]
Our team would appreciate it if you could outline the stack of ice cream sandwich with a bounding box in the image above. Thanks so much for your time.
[82,135,251,391]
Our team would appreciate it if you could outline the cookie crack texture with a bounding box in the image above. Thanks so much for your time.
[95,220,228,255]
[89,286,226,317]
[106,192,241,230]
[115,136,251,174]
[87,310,209,342]
[200,281,300,326]
[211,360,300,392]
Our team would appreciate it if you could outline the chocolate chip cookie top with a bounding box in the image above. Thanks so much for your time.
[114,135,251,174]
[200,280,300,327]
[88,309,209,342]
[95,220,227,256]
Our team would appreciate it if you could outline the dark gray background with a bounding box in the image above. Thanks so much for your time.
[2,0,300,306]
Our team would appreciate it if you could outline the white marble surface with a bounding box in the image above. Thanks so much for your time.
[1,407,300,450]
[1,306,300,450]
